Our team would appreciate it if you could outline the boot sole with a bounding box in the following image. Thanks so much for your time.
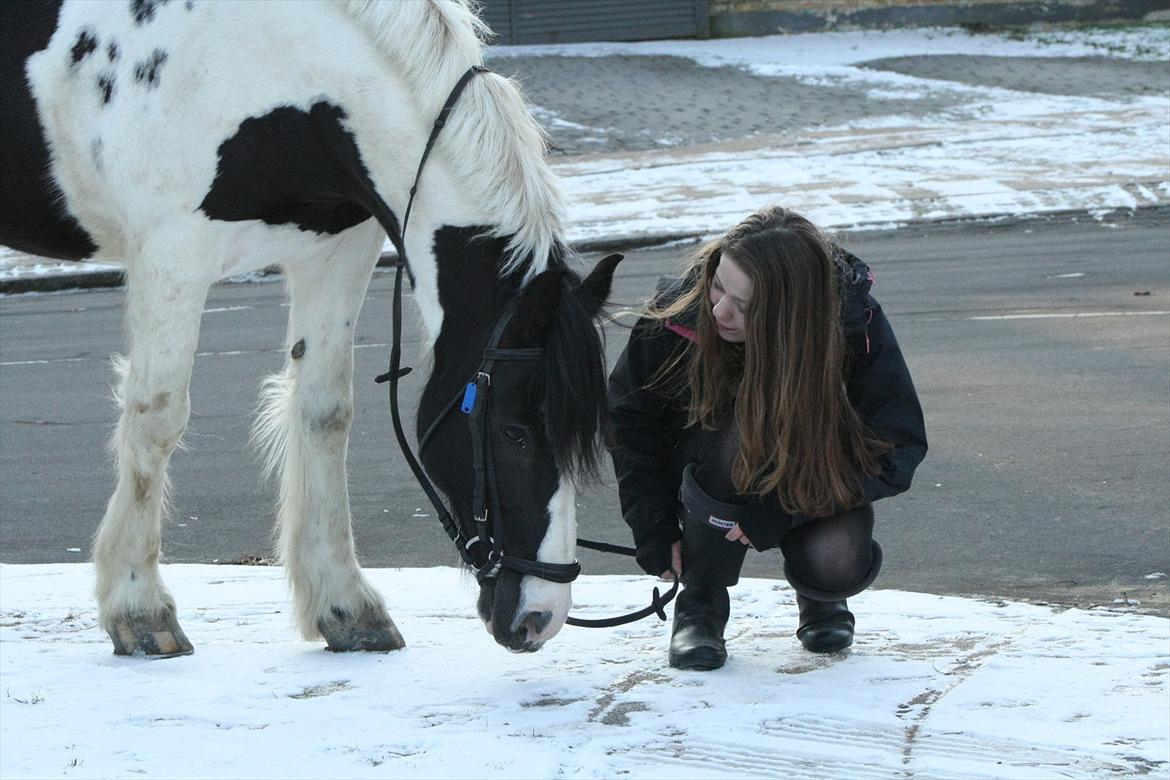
[669,647,727,671]
[800,632,853,654]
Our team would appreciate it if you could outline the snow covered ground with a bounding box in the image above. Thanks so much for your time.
[1,564,1166,779]
[3,25,1167,282]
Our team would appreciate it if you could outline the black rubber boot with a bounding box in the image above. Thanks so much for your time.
[669,463,753,671]
[784,539,882,654]
[795,595,855,653]
[669,584,731,671]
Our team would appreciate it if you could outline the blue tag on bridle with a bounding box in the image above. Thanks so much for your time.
[460,382,478,414]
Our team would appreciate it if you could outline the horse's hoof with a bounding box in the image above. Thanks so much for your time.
[109,612,194,658]
[318,605,405,652]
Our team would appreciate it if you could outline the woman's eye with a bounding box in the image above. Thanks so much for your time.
[502,425,528,446]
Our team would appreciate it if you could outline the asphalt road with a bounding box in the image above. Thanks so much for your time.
[2,211,1168,614]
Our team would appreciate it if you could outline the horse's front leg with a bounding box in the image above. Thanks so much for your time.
[256,224,404,652]
[93,259,211,657]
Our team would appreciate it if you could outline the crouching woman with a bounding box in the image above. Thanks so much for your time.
[608,205,927,670]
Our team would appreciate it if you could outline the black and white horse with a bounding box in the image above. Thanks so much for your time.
[1,0,618,656]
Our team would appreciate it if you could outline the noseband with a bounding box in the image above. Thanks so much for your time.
[375,66,676,627]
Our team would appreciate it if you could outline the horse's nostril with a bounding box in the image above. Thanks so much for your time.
[523,610,553,637]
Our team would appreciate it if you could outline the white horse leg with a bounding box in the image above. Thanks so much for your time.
[93,255,212,657]
[254,223,404,652]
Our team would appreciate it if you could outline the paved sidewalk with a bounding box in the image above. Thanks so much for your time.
[493,28,1169,243]
[2,25,1168,292]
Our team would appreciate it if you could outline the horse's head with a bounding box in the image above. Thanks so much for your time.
[418,246,620,651]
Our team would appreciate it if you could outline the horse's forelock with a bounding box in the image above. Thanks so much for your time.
[344,0,564,283]
[538,272,608,485]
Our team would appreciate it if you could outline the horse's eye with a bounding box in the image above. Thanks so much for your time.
[502,425,528,446]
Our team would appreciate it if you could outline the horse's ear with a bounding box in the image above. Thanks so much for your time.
[504,269,566,347]
[577,253,623,316]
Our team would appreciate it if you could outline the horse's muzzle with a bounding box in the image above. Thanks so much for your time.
[477,572,566,651]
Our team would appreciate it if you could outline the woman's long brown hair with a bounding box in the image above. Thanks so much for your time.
[647,206,890,517]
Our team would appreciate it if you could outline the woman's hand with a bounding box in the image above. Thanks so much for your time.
[725,523,754,547]
[660,540,682,581]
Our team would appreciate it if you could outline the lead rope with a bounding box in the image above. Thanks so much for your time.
[567,552,678,628]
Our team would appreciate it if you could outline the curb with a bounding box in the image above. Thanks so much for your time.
[0,268,127,296]
[2,205,1167,296]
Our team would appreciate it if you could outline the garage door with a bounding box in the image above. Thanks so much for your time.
[480,0,709,45]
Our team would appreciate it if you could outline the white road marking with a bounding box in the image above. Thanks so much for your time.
[202,305,252,314]
[968,310,1168,320]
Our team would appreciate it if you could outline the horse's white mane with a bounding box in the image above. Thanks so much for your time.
[342,0,565,278]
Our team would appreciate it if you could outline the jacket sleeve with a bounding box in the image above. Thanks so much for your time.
[607,318,687,547]
[846,296,928,503]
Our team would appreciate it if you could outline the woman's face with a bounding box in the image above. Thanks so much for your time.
[709,252,752,343]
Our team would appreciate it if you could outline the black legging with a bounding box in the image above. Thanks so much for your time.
[675,415,877,596]
[780,504,875,595]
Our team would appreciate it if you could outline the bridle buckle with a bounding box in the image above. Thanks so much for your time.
[477,552,503,583]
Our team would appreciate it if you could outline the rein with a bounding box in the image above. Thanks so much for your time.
[374,65,676,629]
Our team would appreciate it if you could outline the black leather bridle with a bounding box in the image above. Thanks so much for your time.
[414,293,581,585]
[374,65,676,628]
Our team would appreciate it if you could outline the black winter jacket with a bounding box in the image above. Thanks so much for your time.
[607,250,927,571]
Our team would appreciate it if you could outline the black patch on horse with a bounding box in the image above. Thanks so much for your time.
[97,71,115,103]
[131,0,170,25]
[107,42,120,62]
[199,102,374,236]
[0,0,99,259]
[133,49,167,87]
[70,28,98,67]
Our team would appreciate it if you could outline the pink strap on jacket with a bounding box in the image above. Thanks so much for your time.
[664,320,697,343]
